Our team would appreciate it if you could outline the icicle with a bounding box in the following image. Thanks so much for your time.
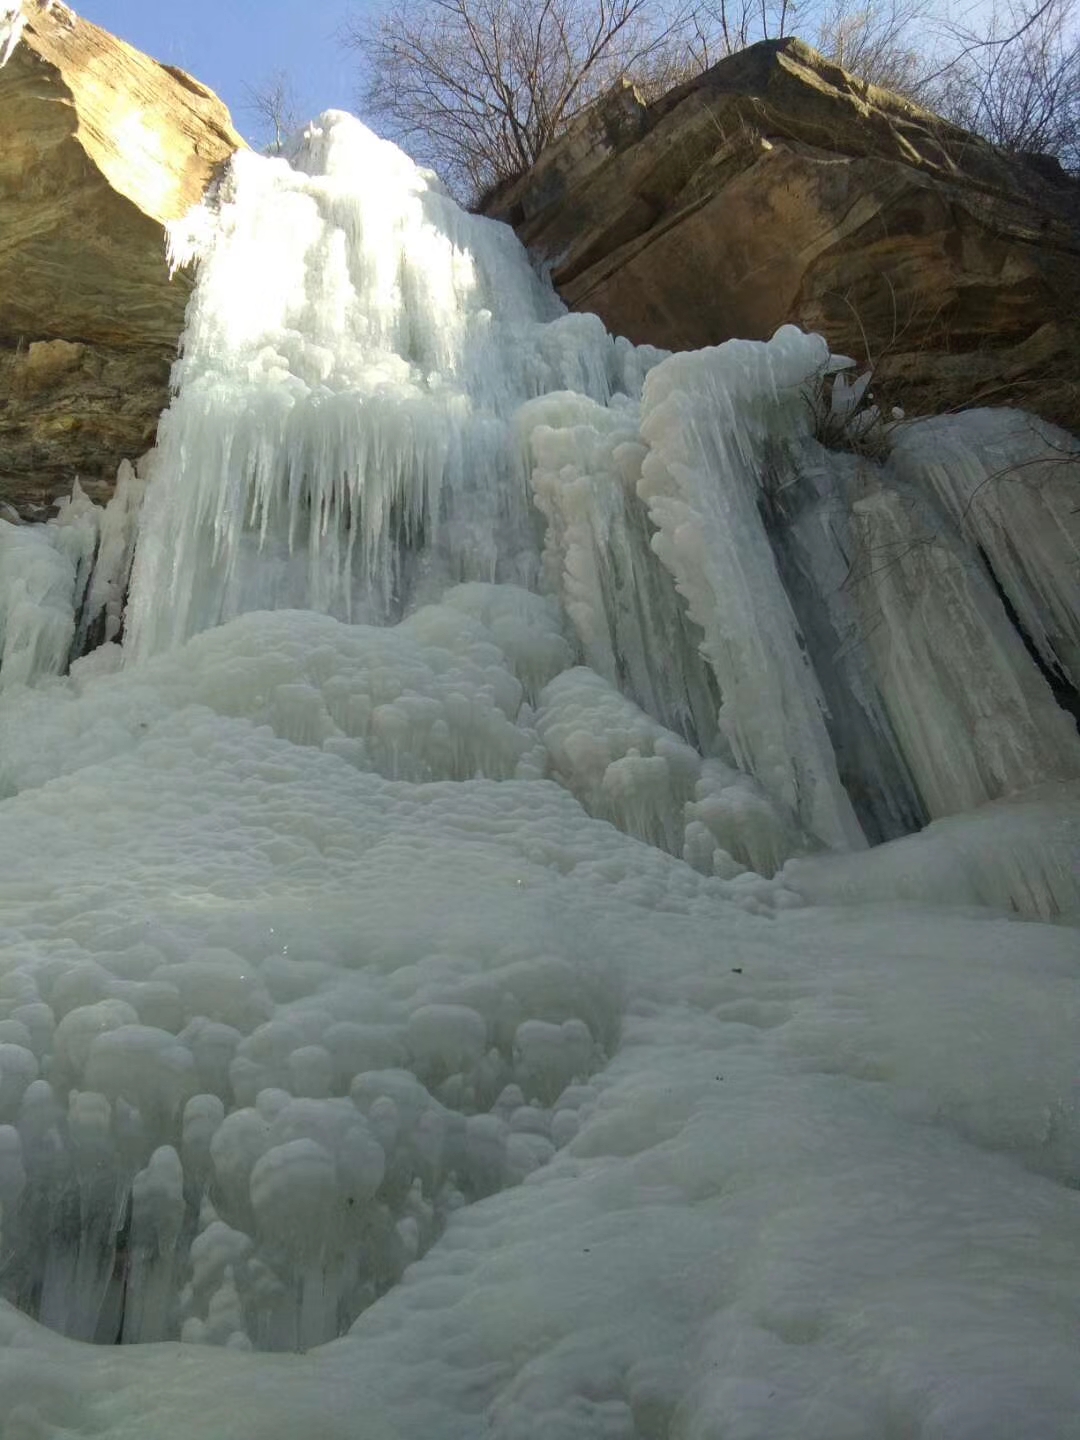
[886,411,1080,691]
[637,329,867,851]
[77,460,146,649]
[124,115,647,662]
[848,486,1080,817]
[522,391,721,751]
[0,519,81,689]
[121,1146,185,1343]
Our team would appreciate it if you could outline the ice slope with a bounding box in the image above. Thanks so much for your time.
[0,647,1076,1437]
[0,103,1076,1440]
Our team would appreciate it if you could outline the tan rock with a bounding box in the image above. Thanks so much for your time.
[0,0,244,515]
[485,39,1080,432]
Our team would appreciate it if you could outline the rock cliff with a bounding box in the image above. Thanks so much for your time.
[0,0,243,516]
[484,39,1080,432]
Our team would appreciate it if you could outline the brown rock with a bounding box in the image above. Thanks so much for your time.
[0,0,244,516]
[485,38,1080,432]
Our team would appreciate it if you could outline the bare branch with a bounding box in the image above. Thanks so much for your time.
[921,0,1080,169]
[241,71,301,155]
[344,0,705,198]
[342,0,1079,200]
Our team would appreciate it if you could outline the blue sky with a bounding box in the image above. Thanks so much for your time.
[75,0,369,145]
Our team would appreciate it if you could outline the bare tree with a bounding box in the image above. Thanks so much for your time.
[696,0,760,54]
[345,0,698,197]
[928,0,1080,169]
[618,0,809,100]
[701,0,799,50]
[676,0,800,69]
[242,71,301,155]
[345,0,1078,198]
[814,0,931,94]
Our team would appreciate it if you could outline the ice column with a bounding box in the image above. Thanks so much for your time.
[522,391,720,752]
[886,410,1080,693]
[638,329,867,851]
[848,484,1080,817]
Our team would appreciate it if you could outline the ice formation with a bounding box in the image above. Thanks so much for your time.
[0,3,24,68]
[887,410,1080,692]
[0,105,1077,1440]
[125,119,653,660]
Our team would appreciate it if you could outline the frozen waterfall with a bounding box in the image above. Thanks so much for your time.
[0,110,1077,1440]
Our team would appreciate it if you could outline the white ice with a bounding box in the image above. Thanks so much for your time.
[0,485,97,691]
[0,106,1076,1440]
[126,114,647,661]
[0,676,1075,1436]
[887,410,1080,691]
[0,1,24,68]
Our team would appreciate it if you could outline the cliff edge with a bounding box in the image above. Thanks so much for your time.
[484,38,1080,432]
[0,0,243,515]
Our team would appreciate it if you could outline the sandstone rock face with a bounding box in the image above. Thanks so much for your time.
[485,39,1080,432]
[0,0,243,516]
